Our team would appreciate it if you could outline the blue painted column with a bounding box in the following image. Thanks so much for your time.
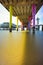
[28,16,32,30]
[28,22,30,30]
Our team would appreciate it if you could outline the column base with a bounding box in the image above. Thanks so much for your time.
[22,26,24,30]
[9,28,12,32]
[42,25,43,31]
[17,28,18,31]
[21,27,24,31]
[32,27,35,34]
[22,28,24,30]
[33,27,35,31]
[38,25,40,30]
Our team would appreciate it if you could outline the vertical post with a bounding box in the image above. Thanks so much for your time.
[9,5,12,32]
[16,16,18,31]
[28,16,32,30]
[22,22,24,30]
[21,22,23,30]
[37,17,39,30]
[32,4,36,32]
[21,21,24,31]
[28,22,30,30]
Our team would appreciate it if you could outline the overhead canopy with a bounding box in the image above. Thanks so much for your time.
[0,0,43,24]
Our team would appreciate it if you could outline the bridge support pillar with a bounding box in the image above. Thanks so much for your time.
[16,16,18,31]
[22,23,24,30]
[9,5,13,32]
[32,4,36,32]
[28,22,30,30]
[42,25,43,31]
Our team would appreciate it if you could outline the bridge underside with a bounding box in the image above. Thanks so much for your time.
[0,0,43,24]
[0,0,43,32]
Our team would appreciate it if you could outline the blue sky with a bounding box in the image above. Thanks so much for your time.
[0,3,21,25]
[0,3,43,25]
[35,5,43,25]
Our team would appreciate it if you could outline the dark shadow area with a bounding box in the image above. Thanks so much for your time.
[22,31,43,65]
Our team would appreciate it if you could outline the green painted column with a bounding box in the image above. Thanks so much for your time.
[9,5,12,32]
[16,16,18,31]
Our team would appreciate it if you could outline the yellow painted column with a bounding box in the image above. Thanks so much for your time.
[16,16,18,31]
[9,5,13,32]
